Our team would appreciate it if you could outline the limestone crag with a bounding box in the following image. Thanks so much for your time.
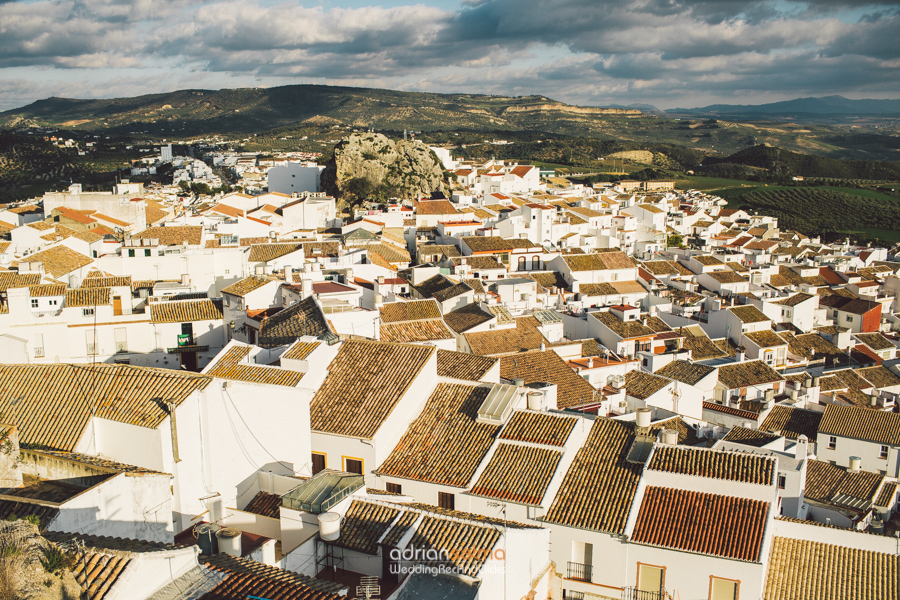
[321,133,445,204]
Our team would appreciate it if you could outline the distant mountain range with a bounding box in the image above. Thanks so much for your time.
[0,84,642,137]
[670,95,900,117]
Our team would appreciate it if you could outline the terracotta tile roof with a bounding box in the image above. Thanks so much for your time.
[335,499,400,555]
[435,349,496,381]
[21,245,93,278]
[856,332,894,351]
[465,318,548,356]
[858,365,900,389]
[544,418,642,533]
[875,481,897,508]
[65,287,111,307]
[247,243,302,263]
[716,360,784,389]
[708,270,748,284]
[310,340,434,439]
[780,331,843,362]
[206,346,304,387]
[682,334,732,360]
[258,296,330,348]
[367,242,411,264]
[416,200,458,215]
[221,276,275,297]
[379,299,442,323]
[0,272,40,292]
[133,226,202,246]
[443,303,494,333]
[648,445,774,485]
[81,276,131,288]
[624,370,670,400]
[703,401,759,420]
[773,292,815,307]
[499,349,596,409]
[26,448,166,475]
[759,405,822,440]
[461,236,537,253]
[632,487,768,562]
[149,298,223,323]
[590,311,654,340]
[729,304,770,324]
[406,514,501,577]
[241,492,282,519]
[819,404,900,445]
[281,340,321,361]
[804,460,884,511]
[431,281,472,303]
[0,364,210,451]
[410,274,456,300]
[452,255,505,270]
[470,443,562,505]
[655,360,715,386]
[524,271,570,292]
[378,383,498,487]
[68,550,131,600]
[28,283,66,297]
[563,251,636,272]
[745,328,788,348]
[202,553,344,599]
[381,509,419,548]
[764,536,899,600]
[380,319,454,343]
[499,410,576,446]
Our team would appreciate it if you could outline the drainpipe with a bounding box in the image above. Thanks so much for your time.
[166,401,181,463]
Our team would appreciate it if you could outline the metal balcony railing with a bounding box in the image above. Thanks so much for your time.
[567,561,592,583]
[622,586,666,600]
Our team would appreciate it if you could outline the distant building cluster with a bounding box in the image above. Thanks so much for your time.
[0,145,896,600]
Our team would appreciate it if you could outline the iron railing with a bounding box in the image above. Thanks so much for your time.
[567,561,592,583]
[622,586,666,600]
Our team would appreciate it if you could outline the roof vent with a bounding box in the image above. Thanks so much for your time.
[849,456,861,472]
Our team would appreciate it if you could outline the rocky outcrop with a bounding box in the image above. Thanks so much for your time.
[321,133,445,205]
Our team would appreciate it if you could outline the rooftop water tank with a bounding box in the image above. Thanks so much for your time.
[319,512,341,541]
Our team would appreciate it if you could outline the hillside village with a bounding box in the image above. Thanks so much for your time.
[0,141,897,600]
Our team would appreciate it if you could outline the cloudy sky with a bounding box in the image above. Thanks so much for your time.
[0,0,898,111]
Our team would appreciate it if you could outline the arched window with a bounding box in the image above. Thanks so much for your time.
[532,256,540,270]
[518,256,526,271]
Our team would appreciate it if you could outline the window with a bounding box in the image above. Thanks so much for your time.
[828,436,837,450]
[33,334,44,358]
[49,300,57,306]
[709,576,740,600]
[311,453,326,475]
[777,475,786,489]
[30,299,38,308]
[386,482,402,495]
[637,563,665,597]
[532,256,540,270]
[92,250,98,258]
[83,308,94,317]
[128,249,135,257]
[518,256,526,271]
[438,492,455,510]
[144,249,151,257]
[880,445,889,460]
[344,457,363,475]
[845,315,853,322]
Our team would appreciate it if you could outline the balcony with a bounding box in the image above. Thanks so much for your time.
[567,561,592,583]
[622,587,666,600]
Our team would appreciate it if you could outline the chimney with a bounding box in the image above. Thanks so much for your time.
[735,351,745,363]
[849,456,861,472]
[587,357,594,368]
[513,378,525,387]
[301,279,313,299]
[794,434,809,459]
[540,342,546,352]
[181,274,190,287]
[378,275,386,285]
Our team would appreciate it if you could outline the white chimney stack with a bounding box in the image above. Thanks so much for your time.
[849,456,861,472]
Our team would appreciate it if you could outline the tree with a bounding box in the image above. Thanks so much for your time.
[667,233,684,248]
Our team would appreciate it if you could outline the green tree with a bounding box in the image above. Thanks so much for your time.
[667,234,684,248]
